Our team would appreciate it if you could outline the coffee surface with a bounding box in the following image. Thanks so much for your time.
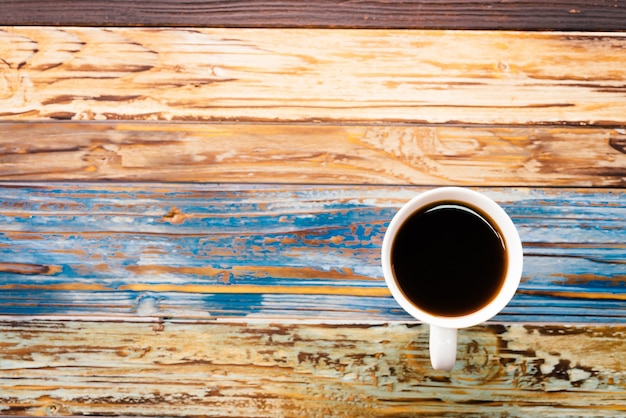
[391,202,507,317]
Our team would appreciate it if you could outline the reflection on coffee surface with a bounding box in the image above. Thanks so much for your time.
[391,201,507,317]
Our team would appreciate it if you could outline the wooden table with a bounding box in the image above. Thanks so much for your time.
[1,1,625,416]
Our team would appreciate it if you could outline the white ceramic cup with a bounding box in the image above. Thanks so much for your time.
[381,187,523,371]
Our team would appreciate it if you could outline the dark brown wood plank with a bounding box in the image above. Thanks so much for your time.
[2,0,626,31]
[1,320,625,416]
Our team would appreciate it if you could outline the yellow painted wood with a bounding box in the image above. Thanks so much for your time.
[1,28,626,124]
[1,320,624,417]
[1,122,624,186]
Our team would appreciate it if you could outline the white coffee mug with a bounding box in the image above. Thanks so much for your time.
[381,187,523,371]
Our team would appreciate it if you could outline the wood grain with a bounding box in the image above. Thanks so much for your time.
[1,320,624,417]
[3,28,626,124]
[2,2,624,416]
[1,122,625,186]
[0,183,623,322]
[2,1,626,31]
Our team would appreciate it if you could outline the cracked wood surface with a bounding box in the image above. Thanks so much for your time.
[0,122,624,186]
[1,6,625,417]
[2,28,626,124]
[1,321,625,417]
[0,184,623,322]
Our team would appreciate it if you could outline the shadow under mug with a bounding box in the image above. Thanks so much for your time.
[381,187,523,371]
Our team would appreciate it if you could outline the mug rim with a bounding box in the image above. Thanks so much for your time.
[381,187,523,329]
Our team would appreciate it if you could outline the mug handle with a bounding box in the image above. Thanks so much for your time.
[429,325,458,371]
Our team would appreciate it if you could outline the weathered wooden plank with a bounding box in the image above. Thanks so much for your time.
[1,320,624,417]
[2,28,626,124]
[0,184,623,322]
[2,1,626,31]
[1,122,624,186]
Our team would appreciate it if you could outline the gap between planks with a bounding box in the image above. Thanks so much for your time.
[2,315,625,328]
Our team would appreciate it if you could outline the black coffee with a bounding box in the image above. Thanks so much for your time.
[391,201,507,317]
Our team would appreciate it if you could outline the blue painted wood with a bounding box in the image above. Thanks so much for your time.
[0,183,624,322]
